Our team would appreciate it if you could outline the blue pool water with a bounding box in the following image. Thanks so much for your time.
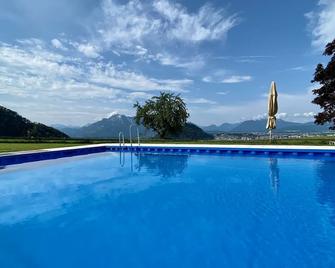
[0,151,335,267]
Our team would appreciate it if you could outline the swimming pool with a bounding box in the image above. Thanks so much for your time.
[0,146,335,267]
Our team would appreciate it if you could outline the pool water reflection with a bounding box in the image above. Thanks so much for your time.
[0,152,334,267]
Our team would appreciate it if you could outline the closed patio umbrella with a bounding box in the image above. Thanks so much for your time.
[266,81,278,140]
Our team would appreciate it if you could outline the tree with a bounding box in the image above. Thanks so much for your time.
[312,38,335,130]
[134,92,189,138]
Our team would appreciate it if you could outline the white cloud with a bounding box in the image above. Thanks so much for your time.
[0,41,78,77]
[89,63,192,92]
[306,0,335,49]
[152,0,238,42]
[189,89,320,125]
[128,91,153,100]
[98,0,160,48]
[252,113,267,120]
[203,72,252,84]
[0,38,321,126]
[17,38,44,48]
[251,112,305,121]
[293,112,316,118]
[0,40,190,94]
[153,53,205,70]
[221,75,252,83]
[76,43,100,58]
[124,47,205,70]
[217,91,229,95]
[235,56,269,63]
[134,45,148,56]
[107,111,121,117]
[0,40,192,124]
[99,0,237,45]
[277,112,288,119]
[51,39,67,50]
[186,98,216,105]
[287,66,308,72]
[150,78,192,92]
[202,76,212,83]
[304,112,316,117]
[85,0,238,67]
[214,55,274,63]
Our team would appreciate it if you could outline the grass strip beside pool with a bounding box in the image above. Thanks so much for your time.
[0,143,89,153]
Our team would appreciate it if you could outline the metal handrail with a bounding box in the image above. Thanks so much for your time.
[118,132,125,147]
[129,124,140,147]
[136,127,140,146]
[129,125,134,147]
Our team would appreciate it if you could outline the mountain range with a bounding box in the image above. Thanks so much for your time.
[202,119,331,133]
[56,114,212,140]
[58,114,155,139]
[202,122,240,132]
[2,103,330,140]
[0,106,68,138]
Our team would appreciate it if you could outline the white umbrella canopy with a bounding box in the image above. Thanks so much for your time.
[266,81,278,139]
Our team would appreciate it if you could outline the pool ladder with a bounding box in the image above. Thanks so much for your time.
[118,127,140,167]
[119,132,125,148]
[118,132,125,167]
[129,124,140,147]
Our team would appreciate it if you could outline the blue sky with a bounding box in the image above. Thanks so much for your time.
[0,0,334,126]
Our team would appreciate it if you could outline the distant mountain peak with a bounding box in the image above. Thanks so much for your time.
[107,112,131,120]
[58,113,152,139]
[108,113,122,119]
[107,111,120,118]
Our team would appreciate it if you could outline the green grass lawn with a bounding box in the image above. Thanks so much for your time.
[0,136,334,153]
[145,137,335,146]
[0,142,89,153]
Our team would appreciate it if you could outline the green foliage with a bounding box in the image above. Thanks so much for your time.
[312,39,335,130]
[165,123,213,140]
[134,92,189,138]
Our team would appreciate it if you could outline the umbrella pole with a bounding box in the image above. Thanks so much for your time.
[269,129,272,142]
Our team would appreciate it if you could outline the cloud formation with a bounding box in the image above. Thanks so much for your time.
[0,0,322,126]
[98,0,237,46]
[190,89,319,125]
[80,0,238,65]
[202,70,252,84]
[0,39,191,95]
[306,0,335,49]
[51,39,67,50]
[0,39,192,124]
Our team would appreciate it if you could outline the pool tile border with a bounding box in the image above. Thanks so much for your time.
[1,143,335,167]
[109,145,335,158]
[0,145,108,166]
